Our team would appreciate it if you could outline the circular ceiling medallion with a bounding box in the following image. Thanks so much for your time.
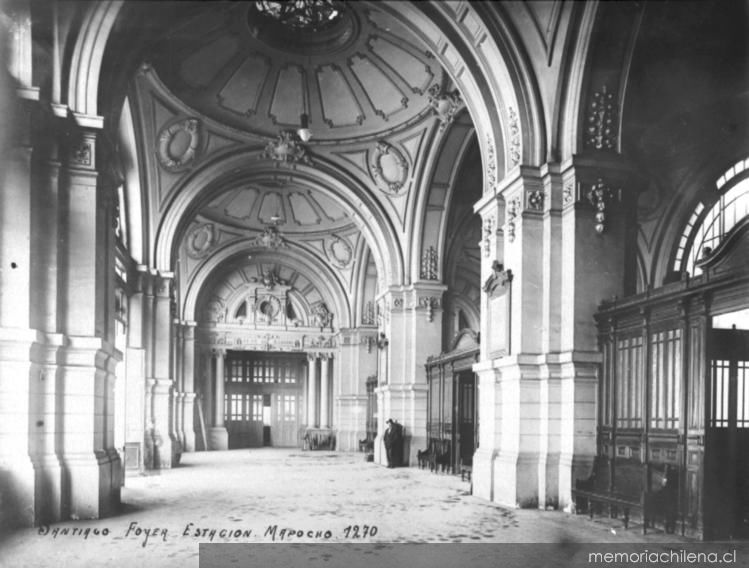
[327,234,353,268]
[369,140,408,194]
[186,223,216,259]
[156,117,201,172]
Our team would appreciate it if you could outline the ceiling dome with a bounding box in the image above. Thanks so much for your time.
[201,182,355,236]
[150,2,444,141]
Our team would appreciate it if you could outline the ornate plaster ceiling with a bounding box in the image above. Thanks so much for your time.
[201,182,355,235]
[150,1,444,141]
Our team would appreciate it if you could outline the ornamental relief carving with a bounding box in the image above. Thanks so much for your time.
[369,140,408,194]
[427,84,464,130]
[485,133,497,192]
[262,131,312,165]
[156,117,201,172]
[586,85,617,151]
[505,196,521,243]
[482,216,495,258]
[526,189,544,212]
[508,107,521,167]
[186,223,216,259]
[327,234,353,268]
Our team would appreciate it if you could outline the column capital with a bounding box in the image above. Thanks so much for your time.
[212,348,227,359]
[154,272,174,298]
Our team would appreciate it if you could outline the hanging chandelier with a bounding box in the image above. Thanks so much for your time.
[253,0,344,32]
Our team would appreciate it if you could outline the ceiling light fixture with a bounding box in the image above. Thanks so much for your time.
[296,112,312,143]
[254,0,344,32]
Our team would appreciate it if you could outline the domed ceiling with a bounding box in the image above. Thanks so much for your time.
[149,1,444,141]
[202,182,355,236]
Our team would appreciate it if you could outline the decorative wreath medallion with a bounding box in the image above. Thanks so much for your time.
[327,234,353,268]
[369,140,408,194]
[156,117,201,172]
[256,294,282,323]
[186,223,216,259]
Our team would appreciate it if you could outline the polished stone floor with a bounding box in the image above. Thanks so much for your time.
[0,449,693,567]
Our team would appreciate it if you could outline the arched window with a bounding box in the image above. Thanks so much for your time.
[674,157,749,276]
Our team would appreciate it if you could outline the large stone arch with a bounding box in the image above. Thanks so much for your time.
[408,111,476,284]
[68,1,545,189]
[183,242,352,330]
[378,1,545,185]
[153,150,402,289]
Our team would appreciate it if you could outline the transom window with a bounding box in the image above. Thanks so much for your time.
[674,158,749,276]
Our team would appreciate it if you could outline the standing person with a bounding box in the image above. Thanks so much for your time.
[392,420,404,467]
[383,419,395,467]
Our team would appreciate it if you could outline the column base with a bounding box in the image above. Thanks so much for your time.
[472,448,497,501]
[182,394,197,452]
[208,427,228,451]
[65,452,120,520]
[0,458,36,530]
[334,429,366,452]
[151,432,180,469]
[31,455,64,525]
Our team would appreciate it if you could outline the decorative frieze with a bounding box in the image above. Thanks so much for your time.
[420,246,439,280]
[586,85,617,151]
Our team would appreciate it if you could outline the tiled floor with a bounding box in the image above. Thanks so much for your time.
[0,449,693,567]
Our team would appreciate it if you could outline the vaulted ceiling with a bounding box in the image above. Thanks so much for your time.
[148,1,444,141]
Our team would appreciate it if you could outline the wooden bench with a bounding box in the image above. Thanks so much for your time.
[572,456,648,533]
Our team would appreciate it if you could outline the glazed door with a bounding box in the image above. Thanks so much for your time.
[455,371,477,469]
[705,329,749,539]
[273,392,300,447]
[224,352,304,449]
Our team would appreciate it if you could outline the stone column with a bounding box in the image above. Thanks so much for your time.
[307,353,318,428]
[55,125,121,518]
[151,272,178,467]
[208,349,228,450]
[471,158,640,510]
[124,267,147,471]
[320,354,331,428]
[376,283,446,466]
[182,322,197,452]
[334,329,377,451]
[555,155,640,509]
[173,320,184,450]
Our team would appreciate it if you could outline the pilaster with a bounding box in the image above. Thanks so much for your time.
[376,282,445,466]
[149,272,179,466]
[208,349,228,450]
[334,328,377,451]
[181,321,197,452]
